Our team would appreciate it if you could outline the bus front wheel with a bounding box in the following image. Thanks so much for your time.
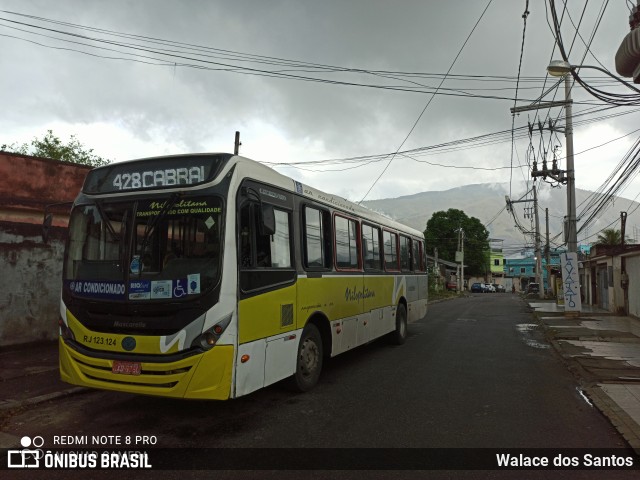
[290,323,323,392]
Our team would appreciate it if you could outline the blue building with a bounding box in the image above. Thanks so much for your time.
[504,248,565,292]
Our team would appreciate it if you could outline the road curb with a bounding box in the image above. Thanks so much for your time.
[532,307,640,455]
[0,387,88,412]
[586,385,640,455]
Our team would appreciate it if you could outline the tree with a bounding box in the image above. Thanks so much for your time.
[1,130,110,167]
[424,208,490,276]
[595,228,630,246]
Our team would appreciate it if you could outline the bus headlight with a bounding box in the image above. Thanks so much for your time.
[192,314,232,351]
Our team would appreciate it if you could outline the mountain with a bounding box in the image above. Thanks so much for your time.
[361,183,640,255]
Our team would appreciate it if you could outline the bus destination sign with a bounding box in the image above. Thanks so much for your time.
[111,166,205,191]
[82,155,231,194]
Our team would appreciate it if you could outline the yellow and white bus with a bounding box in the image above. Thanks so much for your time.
[55,153,428,399]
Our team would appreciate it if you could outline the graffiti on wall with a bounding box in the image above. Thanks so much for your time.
[560,252,582,312]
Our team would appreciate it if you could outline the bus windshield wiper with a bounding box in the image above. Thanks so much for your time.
[95,200,120,242]
[119,209,129,272]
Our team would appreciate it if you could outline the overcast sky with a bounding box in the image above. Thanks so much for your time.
[1,0,639,212]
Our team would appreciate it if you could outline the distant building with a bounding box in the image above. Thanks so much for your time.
[489,239,505,285]
[504,247,565,292]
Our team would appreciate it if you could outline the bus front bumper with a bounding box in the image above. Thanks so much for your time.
[59,338,234,400]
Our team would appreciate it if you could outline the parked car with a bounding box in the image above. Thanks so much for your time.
[484,283,496,293]
[527,283,540,294]
[493,284,506,293]
[446,281,457,291]
[470,282,484,293]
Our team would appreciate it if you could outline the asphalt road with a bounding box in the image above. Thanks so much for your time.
[2,293,638,479]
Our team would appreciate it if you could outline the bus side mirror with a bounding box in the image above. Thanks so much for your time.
[42,213,53,243]
[259,204,276,236]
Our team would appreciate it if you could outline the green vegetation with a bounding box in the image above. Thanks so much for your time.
[595,228,631,246]
[1,130,110,167]
[424,208,490,276]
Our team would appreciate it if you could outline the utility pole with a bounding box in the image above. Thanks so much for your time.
[505,188,543,297]
[561,73,577,254]
[234,131,242,155]
[621,211,629,315]
[461,229,465,292]
[533,185,543,298]
[510,80,578,254]
[545,208,551,266]
[456,229,464,292]
[434,247,439,291]
[545,208,551,295]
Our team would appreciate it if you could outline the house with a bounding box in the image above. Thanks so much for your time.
[0,151,91,346]
[489,239,505,286]
[581,243,640,317]
[504,247,565,293]
[427,254,460,290]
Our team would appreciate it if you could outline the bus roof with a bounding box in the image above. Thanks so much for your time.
[84,152,424,238]
[231,154,424,238]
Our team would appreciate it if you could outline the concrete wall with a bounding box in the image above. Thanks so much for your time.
[0,222,66,346]
[0,152,90,346]
[0,152,91,227]
[582,245,640,317]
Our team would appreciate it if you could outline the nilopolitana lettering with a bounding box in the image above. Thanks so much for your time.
[345,286,376,302]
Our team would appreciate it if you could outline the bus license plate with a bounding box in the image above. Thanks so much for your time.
[112,361,141,376]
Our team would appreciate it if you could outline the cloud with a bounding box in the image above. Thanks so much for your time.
[0,0,638,207]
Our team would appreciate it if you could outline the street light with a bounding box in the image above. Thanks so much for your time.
[548,60,640,92]
[546,60,578,254]
[544,60,640,254]
[547,60,572,76]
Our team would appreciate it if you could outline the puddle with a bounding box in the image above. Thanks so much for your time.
[516,324,550,349]
[516,324,538,332]
[523,339,550,349]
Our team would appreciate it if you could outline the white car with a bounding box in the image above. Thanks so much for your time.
[484,283,496,293]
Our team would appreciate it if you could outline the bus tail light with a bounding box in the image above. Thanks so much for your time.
[192,314,232,351]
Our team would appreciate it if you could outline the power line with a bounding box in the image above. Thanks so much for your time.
[357,0,494,203]
[1,9,621,106]
[510,0,531,197]
[266,109,640,176]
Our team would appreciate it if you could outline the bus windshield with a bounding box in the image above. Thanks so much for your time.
[64,195,223,301]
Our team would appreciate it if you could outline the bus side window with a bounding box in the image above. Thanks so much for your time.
[383,230,399,271]
[303,206,332,269]
[362,224,382,271]
[270,210,291,268]
[240,203,291,269]
[334,215,359,270]
[400,235,411,272]
[411,238,420,272]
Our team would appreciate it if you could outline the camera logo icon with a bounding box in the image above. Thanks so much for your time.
[7,436,44,468]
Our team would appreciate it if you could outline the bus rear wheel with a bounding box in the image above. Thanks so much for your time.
[290,323,323,392]
[389,303,407,345]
